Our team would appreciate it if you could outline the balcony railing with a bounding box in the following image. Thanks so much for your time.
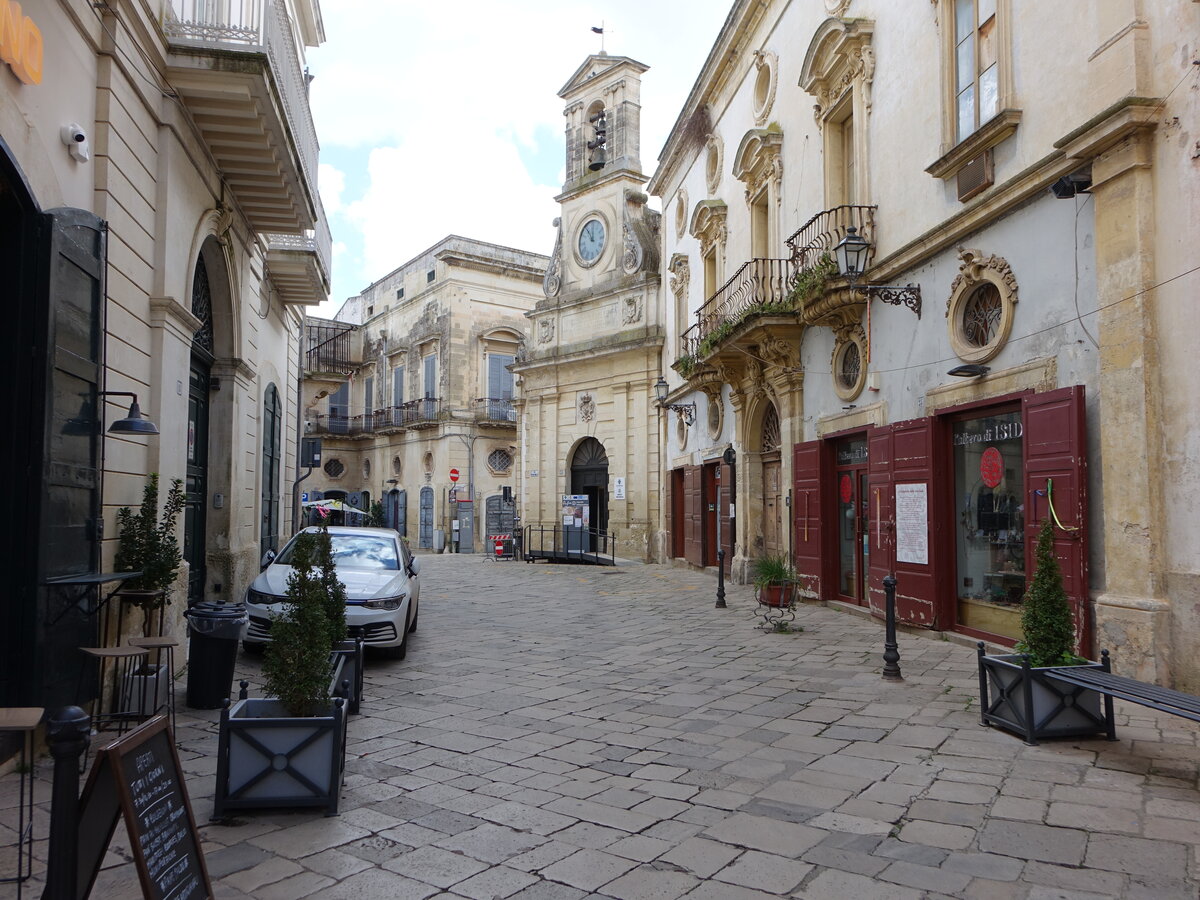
[785,204,876,274]
[264,196,333,304]
[687,257,792,358]
[473,397,517,425]
[308,413,374,437]
[163,0,319,192]
[305,319,356,372]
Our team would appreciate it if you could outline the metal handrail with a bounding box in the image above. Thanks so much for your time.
[691,257,792,350]
[522,524,616,567]
[785,204,876,272]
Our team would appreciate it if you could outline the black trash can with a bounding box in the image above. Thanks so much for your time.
[185,601,248,709]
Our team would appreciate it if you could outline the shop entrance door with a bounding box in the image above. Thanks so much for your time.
[835,437,869,605]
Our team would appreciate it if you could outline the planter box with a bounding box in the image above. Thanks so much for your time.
[331,639,364,714]
[977,645,1108,745]
[120,664,170,717]
[213,696,346,819]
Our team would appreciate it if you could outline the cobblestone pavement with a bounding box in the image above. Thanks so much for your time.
[5,554,1200,899]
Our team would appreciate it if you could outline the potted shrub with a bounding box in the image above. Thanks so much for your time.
[751,553,797,608]
[213,528,349,818]
[978,517,1107,744]
[313,524,365,713]
[114,473,186,636]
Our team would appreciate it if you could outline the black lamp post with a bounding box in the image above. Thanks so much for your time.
[832,226,922,318]
[653,376,696,426]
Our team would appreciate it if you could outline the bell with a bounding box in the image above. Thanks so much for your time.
[588,148,606,172]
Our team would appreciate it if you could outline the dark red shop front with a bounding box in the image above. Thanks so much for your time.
[792,386,1090,652]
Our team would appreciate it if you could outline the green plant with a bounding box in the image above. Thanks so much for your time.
[788,252,839,311]
[751,553,796,589]
[114,473,186,614]
[1015,517,1080,667]
[674,354,698,378]
[263,530,338,716]
[367,500,386,527]
[315,527,348,646]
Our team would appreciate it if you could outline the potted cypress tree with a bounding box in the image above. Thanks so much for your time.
[114,473,186,636]
[978,517,1106,744]
[213,528,349,818]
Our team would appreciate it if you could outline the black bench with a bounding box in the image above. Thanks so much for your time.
[1043,652,1200,740]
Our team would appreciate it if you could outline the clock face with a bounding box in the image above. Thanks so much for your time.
[578,218,606,263]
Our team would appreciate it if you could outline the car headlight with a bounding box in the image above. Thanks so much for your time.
[247,588,283,606]
[363,594,405,611]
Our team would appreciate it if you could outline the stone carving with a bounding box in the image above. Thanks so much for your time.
[622,296,643,324]
[758,333,799,370]
[704,134,723,195]
[668,254,690,300]
[579,392,596,423]
[621,190,659,276]
[947,247,1019,316]
[538,318,555,343]
[543,217,563,298]
[674,189,689,239]
[751,49,779,126]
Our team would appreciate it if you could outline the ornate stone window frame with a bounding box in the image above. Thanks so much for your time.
[945,247,1018,364]
[751,49,778,125]
[487,447,513,475]
[831,323,867,401]
[674,188,689,240]
[799,18,875,206]
[688,200,728,279]
[668,253,691,349]
[704,133,724,195]
[732,129,784,208]
[703,386,723,440]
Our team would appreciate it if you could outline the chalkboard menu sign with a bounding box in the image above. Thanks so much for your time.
[77,715,212,900]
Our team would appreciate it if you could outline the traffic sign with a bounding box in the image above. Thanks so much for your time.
[449,468,460,483]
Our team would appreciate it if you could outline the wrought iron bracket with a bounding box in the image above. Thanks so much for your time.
[663,403,696,426]
[860,284,921,318]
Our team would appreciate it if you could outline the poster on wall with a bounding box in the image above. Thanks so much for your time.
[895,483,929,565]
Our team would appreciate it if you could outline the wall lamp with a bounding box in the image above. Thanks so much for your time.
[833,226,922,318]
[101,391,159,435]
[947,364,990,378]
[653,376,696,426]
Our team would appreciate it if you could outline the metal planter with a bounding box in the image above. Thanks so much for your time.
[331,639,365,714]
[977,645,1107,745]
[213,695,347,819]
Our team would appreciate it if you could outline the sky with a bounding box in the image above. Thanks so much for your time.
[306,1,734,317]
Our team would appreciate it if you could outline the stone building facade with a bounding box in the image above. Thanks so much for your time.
[514,54,665,561]
[302,237,546,553]
[650,1,1200,687]
[0,0,330,709]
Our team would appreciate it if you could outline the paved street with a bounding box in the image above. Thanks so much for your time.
[6,555,1200,899]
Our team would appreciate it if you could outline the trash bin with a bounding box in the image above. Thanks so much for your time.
[185,601,248,709]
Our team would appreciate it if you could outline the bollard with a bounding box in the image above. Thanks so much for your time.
[44,706,91,900]
[715,549,727,609]
[882,574,903,681]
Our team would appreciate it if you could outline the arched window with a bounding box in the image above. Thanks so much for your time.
[261,384,282,552]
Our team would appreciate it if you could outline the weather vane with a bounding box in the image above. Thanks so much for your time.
[591,22,605,53]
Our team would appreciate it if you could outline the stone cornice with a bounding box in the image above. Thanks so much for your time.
[512,329,664,373]
[149,296,203,342]
[1054,96,1162,164]
[925,109,1023,179]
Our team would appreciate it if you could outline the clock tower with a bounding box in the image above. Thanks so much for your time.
[514,51,664,562]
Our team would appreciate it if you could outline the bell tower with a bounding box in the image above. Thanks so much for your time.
[558,53,648,201]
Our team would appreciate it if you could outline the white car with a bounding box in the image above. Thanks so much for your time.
[244,526,420,660]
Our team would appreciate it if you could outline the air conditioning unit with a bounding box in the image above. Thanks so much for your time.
[957,150,994,202]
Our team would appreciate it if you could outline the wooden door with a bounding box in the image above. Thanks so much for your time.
[792,440,824,599]
[683,466,703,566]
[762,455,782,555]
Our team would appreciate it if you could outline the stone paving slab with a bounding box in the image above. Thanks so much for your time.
[5,554,1200,898]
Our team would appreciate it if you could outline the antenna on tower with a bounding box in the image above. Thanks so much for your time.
[591,22,605,53]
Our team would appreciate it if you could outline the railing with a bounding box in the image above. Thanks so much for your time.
[308,413,375,436]
[264,197,333,286]
[522,525,616,567]
[162,0,319,192]
[473,397,517,424]
[785,204,876,273]
[691,257,792,354]
[404,398,440,426]
[305,318,355,372]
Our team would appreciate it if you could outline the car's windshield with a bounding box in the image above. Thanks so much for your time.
[277,532,399,570]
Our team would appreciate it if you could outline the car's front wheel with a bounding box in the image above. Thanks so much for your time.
[380,613,409,660]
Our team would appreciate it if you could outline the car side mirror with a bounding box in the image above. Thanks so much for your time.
[407,557,421,577]
[260,549,276,569]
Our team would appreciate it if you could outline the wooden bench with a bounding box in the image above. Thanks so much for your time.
[1043,651,1200,740]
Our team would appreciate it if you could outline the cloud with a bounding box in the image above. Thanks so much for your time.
[306,0,732,307]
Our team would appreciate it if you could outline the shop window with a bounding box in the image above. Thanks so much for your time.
[953,409,1025,640]
[946,247,1018,363]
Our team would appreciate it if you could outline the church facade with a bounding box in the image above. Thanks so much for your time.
[514,55,666,561]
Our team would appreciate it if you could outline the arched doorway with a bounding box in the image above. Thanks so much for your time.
[186,251,215,607]
[760,404,783,556]
[570,438,609,547]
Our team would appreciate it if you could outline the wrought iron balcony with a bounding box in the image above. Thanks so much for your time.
[786,204,876,278]
[265,197,332,305]
[473,397,517,426]
[404,398,441,428]
[305,318,357,373]
[687,257,792,360]
[307,413,375,437]
[161,0,320,233]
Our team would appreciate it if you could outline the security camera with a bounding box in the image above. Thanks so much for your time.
[60,124,90,162]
